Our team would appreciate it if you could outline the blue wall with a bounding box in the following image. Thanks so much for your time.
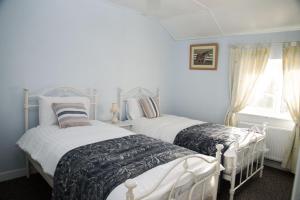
[0,0,175,173]
[0,0,300,177]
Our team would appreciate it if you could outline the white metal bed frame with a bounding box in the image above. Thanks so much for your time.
[23,86,224,200]
[118,87,268,200]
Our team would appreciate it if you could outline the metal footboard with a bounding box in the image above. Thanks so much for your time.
[125,144,224,200]
[226,124,268,200]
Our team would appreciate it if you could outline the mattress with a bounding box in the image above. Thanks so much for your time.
[17,120,221,200]
[130,115,264,175]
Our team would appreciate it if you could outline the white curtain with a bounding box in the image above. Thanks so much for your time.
[281,42,300,173]
[225,45,270,126]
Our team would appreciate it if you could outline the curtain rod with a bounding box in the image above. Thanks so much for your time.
[230,41,299,47]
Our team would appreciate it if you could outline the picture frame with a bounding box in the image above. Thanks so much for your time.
[189,43,218,70]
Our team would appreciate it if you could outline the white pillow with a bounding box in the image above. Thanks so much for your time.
[125,98,144,120]
[39,96,90,126]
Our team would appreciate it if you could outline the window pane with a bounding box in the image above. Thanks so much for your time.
[253,95,275,109]
[266,78,280,94]
[247,58,284,114]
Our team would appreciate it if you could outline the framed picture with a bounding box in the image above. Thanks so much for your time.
[189,43,218,70]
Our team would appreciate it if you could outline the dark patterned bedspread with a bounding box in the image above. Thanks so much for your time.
[52,134,195,200]
[174,123,250,162]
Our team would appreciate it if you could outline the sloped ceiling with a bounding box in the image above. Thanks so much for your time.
[109,0,300,40]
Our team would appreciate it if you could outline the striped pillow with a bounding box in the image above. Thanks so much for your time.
[52,103,90,128]
[139,96,160,118]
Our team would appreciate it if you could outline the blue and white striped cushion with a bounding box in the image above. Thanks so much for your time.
[139,96,160,118]
[52,103,90,128]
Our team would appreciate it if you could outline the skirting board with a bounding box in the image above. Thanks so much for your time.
[0,168,26,183]
[264,159,289,172]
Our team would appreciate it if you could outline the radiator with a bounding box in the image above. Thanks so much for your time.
[238,121,294,162]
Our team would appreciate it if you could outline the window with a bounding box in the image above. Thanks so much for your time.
[241,46,291,119]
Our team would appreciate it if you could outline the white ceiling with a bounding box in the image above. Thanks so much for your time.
[109,0,300,40]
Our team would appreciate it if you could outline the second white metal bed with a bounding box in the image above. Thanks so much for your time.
[118,87,269,200]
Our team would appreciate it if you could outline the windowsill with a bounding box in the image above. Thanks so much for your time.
[239,109,293,121]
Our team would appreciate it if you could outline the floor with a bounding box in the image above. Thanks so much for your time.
[218,166,294,200]
[0,166,294,200]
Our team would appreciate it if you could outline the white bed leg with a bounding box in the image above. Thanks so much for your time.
[229,162,236,200]
[259,165,264,178]
[229,177,236,200]
[24,88,30,179]
[229,141,239,200]
[125,179,137,200]
[213,144,224,200]
[259,146,265,178]
[25,155,30,178]
[259,123,267,178]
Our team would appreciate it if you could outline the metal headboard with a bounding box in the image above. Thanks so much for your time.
[24,86,98,131]
[117,87,159,121]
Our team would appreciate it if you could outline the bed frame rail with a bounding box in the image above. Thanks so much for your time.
[118,87,269,200]
[225,124,268,200]
[24,87,98,131]
[125,144,224,200]
[118,87,159,120]
[25,146,224,200]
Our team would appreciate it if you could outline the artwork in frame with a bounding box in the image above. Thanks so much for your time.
[189,43,218,70]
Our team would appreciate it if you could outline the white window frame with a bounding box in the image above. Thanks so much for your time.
[240,57,291,121]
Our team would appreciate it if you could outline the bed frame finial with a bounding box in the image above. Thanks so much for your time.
[216,144,224,153]
[262,123,268,135]
[125,179,137,200]
[216,144,224,173]
[92,88,98,120]
[117,88,122,120]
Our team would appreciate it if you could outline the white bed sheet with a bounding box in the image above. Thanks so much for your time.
[130,115,264,175]
[17,120,221,200]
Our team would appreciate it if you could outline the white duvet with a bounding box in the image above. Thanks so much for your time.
[17,120,221,200]
[130,115,264,175]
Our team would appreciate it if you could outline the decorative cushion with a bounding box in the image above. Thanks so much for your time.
[39,96,90,126]
[139,96,160,118]
[52,103,90,128]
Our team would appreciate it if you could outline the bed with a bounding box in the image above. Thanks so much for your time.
[17,87,224,200]
[118,87,268,200]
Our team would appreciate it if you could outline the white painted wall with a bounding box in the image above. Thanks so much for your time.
[0,0,175,174]
[169,31,300,124]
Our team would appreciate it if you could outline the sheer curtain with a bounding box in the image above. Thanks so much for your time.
[282,42,300,173]
[225,45,270,126]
